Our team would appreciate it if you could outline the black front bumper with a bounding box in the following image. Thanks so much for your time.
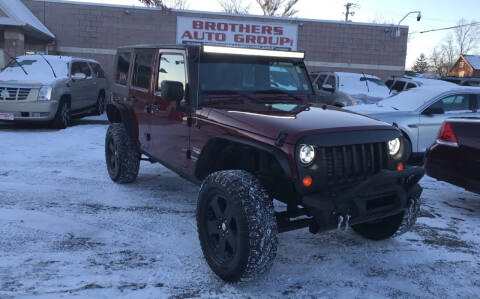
[301,167,424,232]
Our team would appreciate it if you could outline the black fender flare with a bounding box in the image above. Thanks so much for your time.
[106,103,138,147]
[195,134,292,181]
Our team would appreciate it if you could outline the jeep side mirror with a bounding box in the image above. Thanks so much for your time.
[322,83,335,92]
[71,73,86,80]
[160,80,184,102]
[423,106,444,115]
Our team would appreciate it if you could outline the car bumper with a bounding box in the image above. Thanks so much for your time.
[301,167,424,232]
[0,100,59,122]
[425,145,480,194]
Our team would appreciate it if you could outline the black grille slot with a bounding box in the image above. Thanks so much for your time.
[0,87,31,101]
[321,142,386,185]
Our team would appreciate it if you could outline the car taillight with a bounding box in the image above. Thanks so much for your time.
[436,122,458,147]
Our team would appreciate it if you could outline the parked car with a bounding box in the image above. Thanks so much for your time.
[310,71,390,107]
[385,76,456,94]
[0,55,108,128]
[345,86,480,161]
[425,118,480,194]
[441,76,480,87]
[105,44,424,282]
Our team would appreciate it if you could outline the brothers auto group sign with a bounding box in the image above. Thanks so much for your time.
[176,16,298,51]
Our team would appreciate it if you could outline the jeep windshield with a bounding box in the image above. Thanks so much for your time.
[198,55,313,103]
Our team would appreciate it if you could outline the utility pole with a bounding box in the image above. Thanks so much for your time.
[344,2,357,22]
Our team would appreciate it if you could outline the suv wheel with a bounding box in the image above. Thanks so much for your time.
[351,188,421,240]
[94,92,105,115]
[53,100,71,129]
[105,123,140,183]
[197,170,278,282]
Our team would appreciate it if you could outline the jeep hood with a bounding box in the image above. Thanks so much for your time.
[203,103,395,145]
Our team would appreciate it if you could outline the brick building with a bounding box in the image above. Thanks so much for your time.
[0,0,409,80]
[449,55,480,78]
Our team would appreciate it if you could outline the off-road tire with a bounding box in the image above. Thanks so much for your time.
[197,170,278,282]
[105,123,140,183]
[52,99,71,129]
[94,92,105,115]
[352,188,421,240]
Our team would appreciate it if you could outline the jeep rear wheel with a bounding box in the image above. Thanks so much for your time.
[352,189,421,240]
[105,123,140,183]
[197,170,278,282]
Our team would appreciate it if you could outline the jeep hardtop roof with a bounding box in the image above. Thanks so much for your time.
[117,44,305,59]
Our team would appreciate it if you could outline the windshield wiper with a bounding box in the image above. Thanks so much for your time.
[39,54,56,78]
[202,90,262,103]
[361,72,370,93]
[4,51,28,75]
[254,89,303,102]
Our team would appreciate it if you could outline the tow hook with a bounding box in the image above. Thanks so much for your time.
[337,214,351,231]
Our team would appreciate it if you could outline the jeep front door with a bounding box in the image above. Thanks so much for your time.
[149,50,190,173]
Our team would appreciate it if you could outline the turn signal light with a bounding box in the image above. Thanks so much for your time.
[397,162,404,171]
[302,175,313,187]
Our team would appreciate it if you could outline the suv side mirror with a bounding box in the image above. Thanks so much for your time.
[160,80,184,102]
[423,106,444,115]
[322,83,335,92]
[71,73,86,80]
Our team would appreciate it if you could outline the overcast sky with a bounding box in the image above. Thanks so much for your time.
[66,0,479,68]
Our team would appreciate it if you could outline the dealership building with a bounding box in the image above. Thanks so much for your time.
[0,0,408,80]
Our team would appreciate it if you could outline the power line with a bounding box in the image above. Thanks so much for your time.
[420,21,480,34]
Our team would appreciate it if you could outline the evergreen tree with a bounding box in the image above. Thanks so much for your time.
[412,53,430,72]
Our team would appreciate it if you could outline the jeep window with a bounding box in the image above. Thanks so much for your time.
[71,61,92,78]
[132,52,153,90]
[91,63,105,78]
[325,75,336,87]
[116,52,131,85]
[157,54,186,92]
[199,56,312,100]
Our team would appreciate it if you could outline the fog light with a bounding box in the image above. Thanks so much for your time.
[397,162,404,171]
[302,175,313,188]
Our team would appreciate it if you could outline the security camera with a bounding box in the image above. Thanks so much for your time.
[417,12,422,21]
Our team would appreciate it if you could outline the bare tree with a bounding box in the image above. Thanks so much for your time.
[138,0,188,9]
[256,0,299,17]
[218,0,250,14]
[454,18,479,55]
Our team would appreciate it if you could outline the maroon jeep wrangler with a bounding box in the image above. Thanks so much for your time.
[105,44,424,282]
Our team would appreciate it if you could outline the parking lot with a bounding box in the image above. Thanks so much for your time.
[0,119,479,298]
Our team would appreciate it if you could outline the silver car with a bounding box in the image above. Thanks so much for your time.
[345,86,480,160]
[0,55,108,128]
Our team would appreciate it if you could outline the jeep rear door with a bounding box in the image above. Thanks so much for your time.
[130,49,155,151]
[149,50,190,172]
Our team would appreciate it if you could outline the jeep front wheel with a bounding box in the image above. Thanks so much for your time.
[105,123,140,183]
[352,189,421,240]
[197,170,278,282]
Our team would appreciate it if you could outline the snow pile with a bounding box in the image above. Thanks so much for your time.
[0,120,479,297]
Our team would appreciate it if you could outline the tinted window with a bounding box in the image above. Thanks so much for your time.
[71,61,91,78]
[91,63,105,78]
[132,52,153,89]
[406,83,416,89]
[430,95,471,112]
[314,74,327,89]
[116,52,131,85]
[391,80,406,92]
[157,53,186,91]
[385,80,394,88]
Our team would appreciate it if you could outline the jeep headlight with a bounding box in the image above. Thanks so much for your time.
[37,86,53,101]
[388,138,401,156]
[299,144,315,165]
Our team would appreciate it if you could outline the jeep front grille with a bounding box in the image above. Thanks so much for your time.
[319,142,387,185]
[0,87,31,101]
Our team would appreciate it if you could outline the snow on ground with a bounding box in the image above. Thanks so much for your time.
[0,118,479,298]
